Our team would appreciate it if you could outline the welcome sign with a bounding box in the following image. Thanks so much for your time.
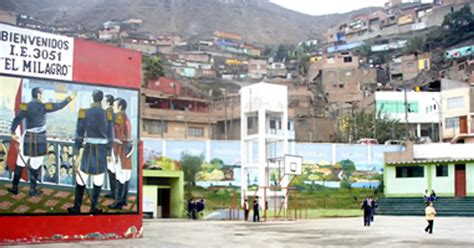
[0,24,74,81]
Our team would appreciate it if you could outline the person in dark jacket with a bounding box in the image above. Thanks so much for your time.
[253,196,260,222]
[370,196,377,222]
[430,190,437,202]
[196,198,205,218]
[361,196,372,226]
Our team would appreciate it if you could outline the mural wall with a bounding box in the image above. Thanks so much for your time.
[0,75,139,214]
[143,139,403,189]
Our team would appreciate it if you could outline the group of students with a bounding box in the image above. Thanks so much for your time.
[361,196,378,227]
[423,189,437,202]
[242,196,261,222]
[187,198,205,220]
[362,193,437,234]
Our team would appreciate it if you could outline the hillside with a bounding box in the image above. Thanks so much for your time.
[0,0,381,45]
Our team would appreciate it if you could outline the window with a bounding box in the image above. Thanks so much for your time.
[247,116,257,129]
[436,165,448,177]
[445,117,459,129]
[447,96,464,109]
[143,119,167,134]
[188,127,204,137]
[395,166,424,178]
[376,101,418,113]
[343,56,352,63]
[270,120,276,129]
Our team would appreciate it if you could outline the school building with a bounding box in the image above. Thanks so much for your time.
[143,170,184,218]
[384,142,474,197]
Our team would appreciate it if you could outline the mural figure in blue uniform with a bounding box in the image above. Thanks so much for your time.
[68,90,113,214]
[8,87,76,196]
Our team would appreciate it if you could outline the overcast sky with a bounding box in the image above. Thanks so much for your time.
[270,0,387,15]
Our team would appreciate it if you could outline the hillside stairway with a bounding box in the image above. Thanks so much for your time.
[377,197,474,216]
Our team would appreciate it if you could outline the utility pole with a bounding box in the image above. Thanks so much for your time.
[432,97,442,142]
[223,89,228,140]
[230,96,234,140]
[404,81,409,140]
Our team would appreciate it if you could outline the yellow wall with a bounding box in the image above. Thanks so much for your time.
[398,14,414,25]
[418,58,430,70]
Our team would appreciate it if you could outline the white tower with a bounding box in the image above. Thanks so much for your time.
[240,82,288,208]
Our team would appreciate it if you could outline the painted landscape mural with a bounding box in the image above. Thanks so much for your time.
[143,139,403,189]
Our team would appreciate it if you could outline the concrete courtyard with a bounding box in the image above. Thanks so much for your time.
[10,216,474,247]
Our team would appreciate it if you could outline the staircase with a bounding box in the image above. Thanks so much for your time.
[377,197,474,216]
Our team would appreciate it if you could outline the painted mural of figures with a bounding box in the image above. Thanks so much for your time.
[0,142,10,178]
[103,94,117,199]
[108,98,133,210]
[68,90,113,214]
[8,87,76,196]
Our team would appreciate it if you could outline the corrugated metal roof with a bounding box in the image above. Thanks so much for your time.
[386,157,474,165]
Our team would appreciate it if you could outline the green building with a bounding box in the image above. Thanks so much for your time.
[384,142,474,197]
[143,170,184,218]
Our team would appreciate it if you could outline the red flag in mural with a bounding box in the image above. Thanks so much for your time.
[6,79,27,180]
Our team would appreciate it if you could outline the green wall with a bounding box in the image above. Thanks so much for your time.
[143,170,184,218]
[384,162,474,197]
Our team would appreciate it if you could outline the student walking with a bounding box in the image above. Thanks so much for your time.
[361,196,372,226]
[243,199,250,221]
[424,202,436,234]
[370,196,377,222]
[253,197,260,222]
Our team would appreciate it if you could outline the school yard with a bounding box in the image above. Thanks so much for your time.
[10,216,474,247]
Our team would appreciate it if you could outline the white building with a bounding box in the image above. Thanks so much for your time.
[375,91,441,141]
[240,82,291,209]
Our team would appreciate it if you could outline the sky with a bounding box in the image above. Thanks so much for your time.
[270,0,387,16]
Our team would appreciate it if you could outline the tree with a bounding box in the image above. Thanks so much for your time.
[423,4,474,49]
[443,4,474,34]
[275,44,288,62]
[355,44,372,58]
[339,159,356,179]
[298,55,311,76]
[339,109,407,144]
[405,35,425,54]
[180,153,203,186]
[210,158,224,168]
[275,44,296,62]
[143,54,165,82]
[262,46,274,58]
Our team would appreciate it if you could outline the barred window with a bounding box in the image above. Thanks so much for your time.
[188,127,204,137]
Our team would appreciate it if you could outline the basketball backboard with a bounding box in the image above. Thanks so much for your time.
[284,155,303,176]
